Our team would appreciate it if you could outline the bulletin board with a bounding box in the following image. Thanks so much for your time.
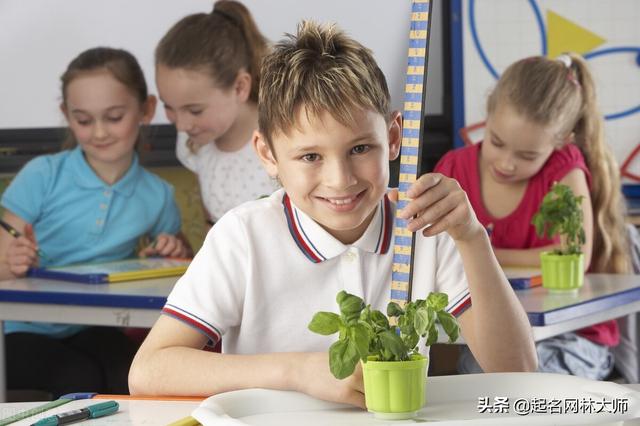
[451,0,640,182]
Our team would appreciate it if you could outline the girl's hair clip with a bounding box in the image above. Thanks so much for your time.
[556,54,572,68]
[556,54,580,87]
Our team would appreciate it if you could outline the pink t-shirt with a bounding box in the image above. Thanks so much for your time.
[435,142,618,347]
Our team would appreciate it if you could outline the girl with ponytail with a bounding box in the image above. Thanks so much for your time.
[436,53,630,379]
[156,1,275,231]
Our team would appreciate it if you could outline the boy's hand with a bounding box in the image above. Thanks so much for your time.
[398,173,484,242]
[6,224,39,276]
[294,353,365,409]
[139,234,190,258]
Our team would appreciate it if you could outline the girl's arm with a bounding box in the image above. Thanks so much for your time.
[129,315,366,407]
[494,244,559,267]
[493,168,593,271]
[0,211,38,280]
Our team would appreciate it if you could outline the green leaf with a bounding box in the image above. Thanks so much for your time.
[427,293,448,311]
[426,325,438,346]
[350,323,371,359]
[398,312,414,335]
[379,330,409,361]
[403,331,419,350]
[413,307,431,336]
[308,312,342,335]
[370,310,390,330]
[437,311,460,343]
[387,302,404,317]
[337,292,365,317]
[359,305,371,322]
[328,339,360,379]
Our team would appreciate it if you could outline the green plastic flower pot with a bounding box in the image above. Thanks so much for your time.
[540,252,584,292]
[361,354,428,420]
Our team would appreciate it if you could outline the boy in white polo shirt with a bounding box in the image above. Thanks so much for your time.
[130,21,536,407]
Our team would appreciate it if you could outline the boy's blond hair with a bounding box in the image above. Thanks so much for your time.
[259,21,390,147]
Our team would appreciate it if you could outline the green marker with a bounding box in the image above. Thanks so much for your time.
[31,400,119,426]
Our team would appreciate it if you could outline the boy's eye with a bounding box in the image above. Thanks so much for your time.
[301,153,320,162]
[351,144,370,154]
[76,119,91,126]
[189,109,203,116]
[490,139,503,148]
[107,116,124,123]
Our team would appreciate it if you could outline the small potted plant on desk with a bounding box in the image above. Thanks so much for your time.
[308,290,460,420]
[532,183,586,292]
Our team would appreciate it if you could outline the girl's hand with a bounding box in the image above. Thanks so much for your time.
[293,352,365,409]
[6,224,39,276]
[139,233,190,258]
[398,173,484,242]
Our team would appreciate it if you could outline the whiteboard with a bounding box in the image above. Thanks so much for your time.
[0,0,444,129]
[455,0,640,181]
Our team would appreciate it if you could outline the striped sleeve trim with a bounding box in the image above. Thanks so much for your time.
[162,304,222,346]
[447,291,472,318]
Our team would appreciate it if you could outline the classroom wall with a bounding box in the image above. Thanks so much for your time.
[0,0,445,129]
[458,0,640,180]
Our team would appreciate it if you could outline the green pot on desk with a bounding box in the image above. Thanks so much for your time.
[540,252,584,291]
[362,354,428,420]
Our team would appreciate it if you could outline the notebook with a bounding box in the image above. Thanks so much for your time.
[503,267,543,290]
[27,257,191,284]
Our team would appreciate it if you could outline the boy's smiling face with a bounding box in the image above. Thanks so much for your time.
[255,108,401,244]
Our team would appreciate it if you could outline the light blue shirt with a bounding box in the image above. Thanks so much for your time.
[1,146,181,337]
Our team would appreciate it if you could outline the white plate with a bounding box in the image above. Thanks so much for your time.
[192,372,640,425]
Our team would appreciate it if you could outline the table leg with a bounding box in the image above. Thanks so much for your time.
[0,320,5,402]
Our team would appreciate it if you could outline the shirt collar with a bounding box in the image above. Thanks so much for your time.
[71,146,140,196]
[282,192,394,263]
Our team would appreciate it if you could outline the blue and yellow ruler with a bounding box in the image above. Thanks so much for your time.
[391,0,433,307]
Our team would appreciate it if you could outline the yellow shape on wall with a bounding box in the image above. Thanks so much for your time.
[547,10,606,58]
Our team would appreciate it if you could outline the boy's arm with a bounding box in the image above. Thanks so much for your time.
[454,230,537,372]
[399,173,537,372]
[129,315,366,407]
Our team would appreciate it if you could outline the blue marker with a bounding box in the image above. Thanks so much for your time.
[31,400,118,426]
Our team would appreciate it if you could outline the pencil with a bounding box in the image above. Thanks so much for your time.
[0,219,48,260]
[166,416,201,426]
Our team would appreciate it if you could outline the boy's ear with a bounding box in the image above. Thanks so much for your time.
[388,110,402,161]
[235,71,252,103]
[141,95,157,124]
[252,130,279,178]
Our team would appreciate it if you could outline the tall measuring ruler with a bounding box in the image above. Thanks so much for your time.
[390,0,433,307]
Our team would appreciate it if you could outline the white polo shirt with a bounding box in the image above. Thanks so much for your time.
[163,188,471,354]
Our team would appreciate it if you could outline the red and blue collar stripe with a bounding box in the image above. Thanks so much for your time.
[282,193,393,263]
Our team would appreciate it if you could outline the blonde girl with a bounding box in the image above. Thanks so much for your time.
[436,53,630,379]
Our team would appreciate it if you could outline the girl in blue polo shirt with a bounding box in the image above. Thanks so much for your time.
[0,47,190,398]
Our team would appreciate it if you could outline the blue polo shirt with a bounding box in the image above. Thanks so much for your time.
[1,146,181,337]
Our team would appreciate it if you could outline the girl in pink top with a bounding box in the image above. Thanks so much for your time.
[436,53,630,379]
